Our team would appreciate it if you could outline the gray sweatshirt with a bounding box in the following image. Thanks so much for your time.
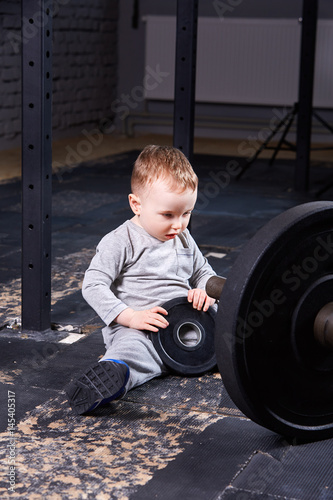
[82,219,216,328]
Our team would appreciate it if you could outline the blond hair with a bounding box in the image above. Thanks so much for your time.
[131,145,198,194]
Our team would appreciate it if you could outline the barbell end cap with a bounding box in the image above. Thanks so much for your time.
[206,275,227,300]
[314,302,333,350]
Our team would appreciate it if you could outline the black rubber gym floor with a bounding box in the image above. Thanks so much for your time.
[1,150,333,498]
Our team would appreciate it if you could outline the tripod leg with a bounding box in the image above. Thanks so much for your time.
[236,107,295,180]
[312,111,333,135]
[269,108,296,165]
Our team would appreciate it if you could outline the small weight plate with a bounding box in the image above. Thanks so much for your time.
[215,201,333,440]
[150,297,216,376]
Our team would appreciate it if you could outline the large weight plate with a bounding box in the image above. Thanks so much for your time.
[216,201,333,440]
[151,297,216,376]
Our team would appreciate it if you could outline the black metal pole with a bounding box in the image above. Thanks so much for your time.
[21,0,53,332]
[295,0,318,192]
[173,0,198,163]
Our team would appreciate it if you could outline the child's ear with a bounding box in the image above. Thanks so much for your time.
[128,193,141,215]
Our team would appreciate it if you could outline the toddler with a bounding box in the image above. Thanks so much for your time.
[66,145,216,415]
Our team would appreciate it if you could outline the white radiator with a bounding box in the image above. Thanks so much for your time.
[143,16,333,108]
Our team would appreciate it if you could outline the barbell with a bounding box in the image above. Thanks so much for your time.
[209,200,333,441]
[154,201,333,440]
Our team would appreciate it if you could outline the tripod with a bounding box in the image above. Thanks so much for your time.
[236,102,333,183]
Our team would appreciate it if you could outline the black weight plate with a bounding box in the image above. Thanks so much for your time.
[150,297,216,376]
[215,201,333,440]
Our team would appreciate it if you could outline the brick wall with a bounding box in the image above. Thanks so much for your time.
[0,0,119,150]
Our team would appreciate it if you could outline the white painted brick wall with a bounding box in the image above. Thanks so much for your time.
[0,0,119,149]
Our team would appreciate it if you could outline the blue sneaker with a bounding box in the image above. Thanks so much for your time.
[66,360,129,415]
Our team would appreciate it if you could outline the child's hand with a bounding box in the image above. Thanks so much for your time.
[187,288,215,312]
[116,306,169,332]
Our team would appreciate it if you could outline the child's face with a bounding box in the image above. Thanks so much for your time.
[129,178,197,242]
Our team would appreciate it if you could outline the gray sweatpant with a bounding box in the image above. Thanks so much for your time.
[100,325,168,392]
